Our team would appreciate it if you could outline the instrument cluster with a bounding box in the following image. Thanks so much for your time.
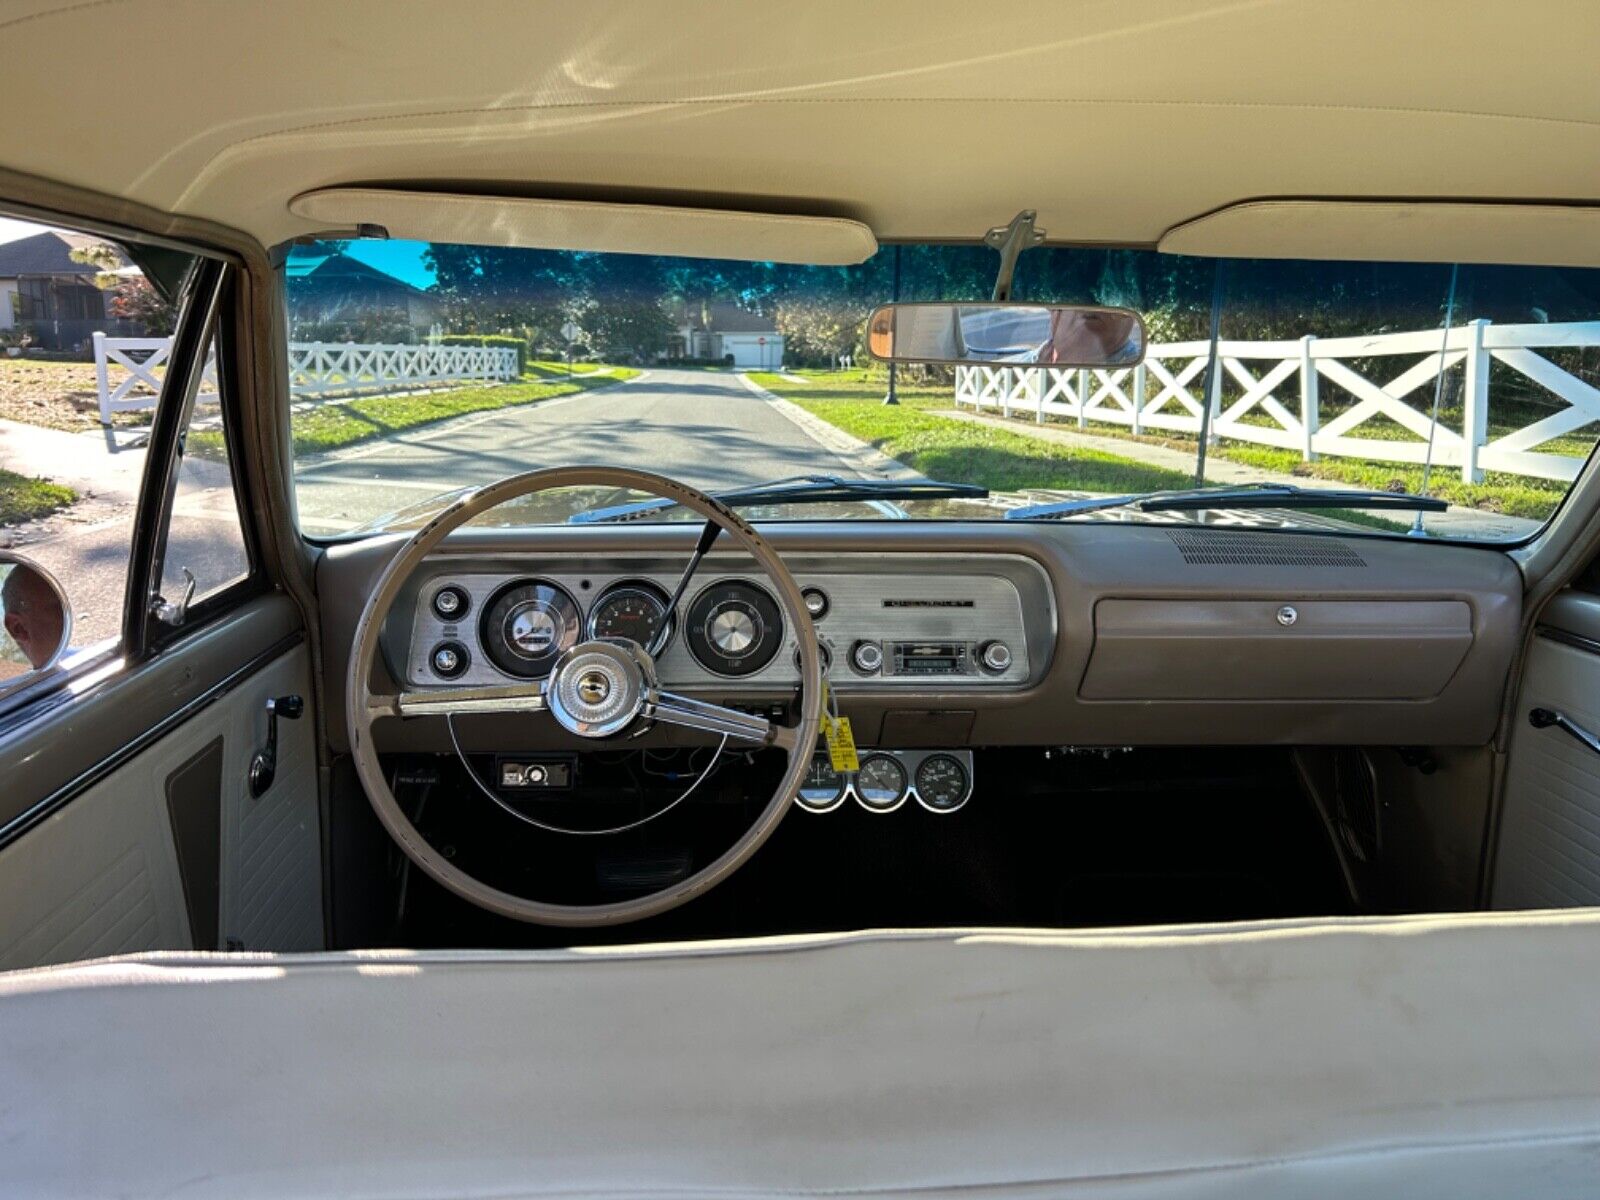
[401,556,1043,692]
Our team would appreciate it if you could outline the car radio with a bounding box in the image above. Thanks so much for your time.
[890,641,970,676]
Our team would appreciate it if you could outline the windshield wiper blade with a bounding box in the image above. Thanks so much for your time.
[568,474,988,523]
[1005,482,1447,520]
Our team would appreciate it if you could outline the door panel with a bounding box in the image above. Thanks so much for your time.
[218,644,321,952]
[0,597,323,969]
[1493,591,1600,907]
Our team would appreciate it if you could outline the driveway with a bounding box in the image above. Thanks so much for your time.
[294,368,890,535]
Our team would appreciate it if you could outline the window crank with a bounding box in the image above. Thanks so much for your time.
[249,694,304,798]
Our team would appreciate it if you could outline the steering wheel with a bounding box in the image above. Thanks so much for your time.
[345,466,824,927]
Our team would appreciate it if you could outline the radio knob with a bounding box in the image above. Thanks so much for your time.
[979,640,1012,673]
[851,640,883,674]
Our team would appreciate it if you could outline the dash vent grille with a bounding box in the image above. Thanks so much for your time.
[1166,530,1366,568]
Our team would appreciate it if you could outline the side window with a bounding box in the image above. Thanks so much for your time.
[155,332,251,611]
[0,215,245,669]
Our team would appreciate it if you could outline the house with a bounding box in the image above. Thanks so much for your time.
[667,300,784,369]
[284,245,440,333]
[0,230,127,347]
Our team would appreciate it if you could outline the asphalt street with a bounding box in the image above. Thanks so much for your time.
[294,368,875,535]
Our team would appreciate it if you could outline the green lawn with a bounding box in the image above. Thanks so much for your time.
[758,368,1583,522]
[748,371,1195,494]
[0,469,76,526]
[192,369,638,459]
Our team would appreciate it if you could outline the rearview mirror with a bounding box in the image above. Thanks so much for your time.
[867,303,1146,367]
[0,553,72,698]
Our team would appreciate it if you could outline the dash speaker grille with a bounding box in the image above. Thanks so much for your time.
[1166,529,1366,568]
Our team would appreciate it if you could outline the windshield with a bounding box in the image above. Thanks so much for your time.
[285,241,1600,542]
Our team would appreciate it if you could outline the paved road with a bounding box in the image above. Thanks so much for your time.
[295,368,877,535]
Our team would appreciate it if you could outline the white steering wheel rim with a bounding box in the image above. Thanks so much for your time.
[345,465,824,927]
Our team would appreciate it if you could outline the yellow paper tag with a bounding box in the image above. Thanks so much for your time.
[824,715,859,773]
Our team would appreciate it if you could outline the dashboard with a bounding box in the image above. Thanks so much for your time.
[321,521,1524,757]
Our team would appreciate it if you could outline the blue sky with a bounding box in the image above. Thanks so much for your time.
[340,239,436,288]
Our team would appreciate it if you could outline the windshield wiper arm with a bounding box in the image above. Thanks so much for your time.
[1006,482,1447,521]
[569,474,987,523]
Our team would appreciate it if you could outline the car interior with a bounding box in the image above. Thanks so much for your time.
[3,3,1600,1196]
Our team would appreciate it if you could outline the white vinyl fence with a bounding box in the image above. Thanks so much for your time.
[94,335,519,423]
[954,319,1600,484]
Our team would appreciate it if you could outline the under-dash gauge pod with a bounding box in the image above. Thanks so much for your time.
[796,755,848,812]
[855,753,909,812]
[914,752,972,812]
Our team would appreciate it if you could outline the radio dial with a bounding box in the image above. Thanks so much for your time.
[980,640,1013,672]
[851,640,883,674]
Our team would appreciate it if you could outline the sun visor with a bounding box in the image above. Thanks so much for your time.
[1159,200,1600,268]
[287,189,878,265]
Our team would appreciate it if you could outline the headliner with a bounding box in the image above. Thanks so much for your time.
[0,0,1597,254]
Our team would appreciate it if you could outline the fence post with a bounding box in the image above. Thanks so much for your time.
[1077,369,1088,429]
[1461,318,1490,484]
[1000,368,1011,419]
[1031,368,1043,423]
[1205,351,1223,444]
[1132,362,1146,435]
[93,331,111,425]
[1298,334,1318,461]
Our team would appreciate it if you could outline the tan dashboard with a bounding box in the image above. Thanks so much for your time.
[317,522,1522,753]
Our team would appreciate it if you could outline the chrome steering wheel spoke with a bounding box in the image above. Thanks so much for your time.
[648,689,800,750]
[390,680,549,717]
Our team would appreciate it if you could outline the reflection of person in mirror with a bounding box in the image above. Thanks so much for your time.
[2,565,65,670]
[1045,310,1142,366]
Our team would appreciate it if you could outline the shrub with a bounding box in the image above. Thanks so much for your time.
[441,333,529,374]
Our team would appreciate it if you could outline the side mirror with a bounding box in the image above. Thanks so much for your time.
[867,302,1146,368]
[0,552,73,699]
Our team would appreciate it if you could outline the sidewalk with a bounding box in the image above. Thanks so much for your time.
[0,418,150,504]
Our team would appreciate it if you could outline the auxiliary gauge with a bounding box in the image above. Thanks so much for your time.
[855,753,909,813]
[797,755,848,812]
[914,753,972,813]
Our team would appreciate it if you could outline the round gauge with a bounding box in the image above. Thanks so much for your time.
[479,578,582,679]
[914,753,971,813]
[797,755,848,813]
[685,580,784,677]
[587,583,673,651]
[855,753,909,813]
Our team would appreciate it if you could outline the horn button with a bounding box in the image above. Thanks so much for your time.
[546,640,652,737]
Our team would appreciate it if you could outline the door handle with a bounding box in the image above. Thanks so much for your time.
[1528,707,1600,758]
[248,694,304,798]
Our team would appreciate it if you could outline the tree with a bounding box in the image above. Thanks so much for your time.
[69,243,177,334]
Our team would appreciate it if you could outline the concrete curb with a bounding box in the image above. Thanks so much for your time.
[736,373,920,481]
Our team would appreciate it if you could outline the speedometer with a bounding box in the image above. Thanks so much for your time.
[480,579,581,679]
[587,583,673,651]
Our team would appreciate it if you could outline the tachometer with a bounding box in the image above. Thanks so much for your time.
[914,752,971,813]
[685,580,784,677]
[855,753,909,813]
[587,583,673,651]
[480,579,581,679]
[797,755,848,812]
